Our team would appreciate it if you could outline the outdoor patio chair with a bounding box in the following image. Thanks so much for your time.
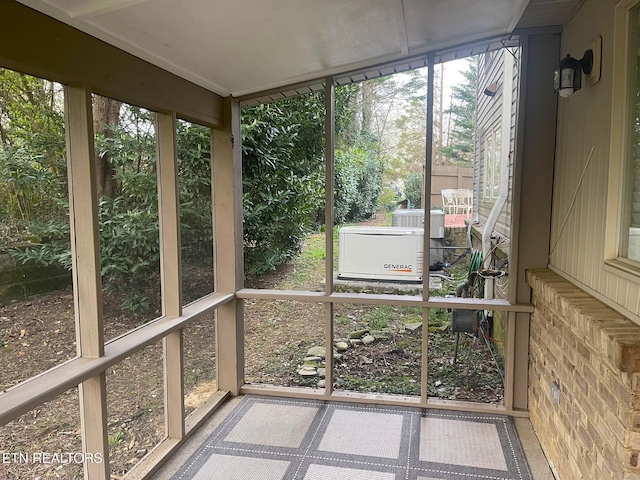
[456,189,473,217]
[441,189,458,214]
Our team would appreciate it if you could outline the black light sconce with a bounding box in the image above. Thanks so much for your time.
[553,50,594,97]
[483,82,498,97]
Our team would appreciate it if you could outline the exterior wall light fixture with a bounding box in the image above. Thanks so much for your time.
[483,82,498,97]
[553,50,594,97]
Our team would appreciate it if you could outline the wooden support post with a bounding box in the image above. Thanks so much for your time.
[157,112,182,319]
[64,84,109,480]
[421,54,435,403]
[213,98,244,395]
[324,77,336,396]
[163,331,184,438]
[156,111,185,439]
[509,33,559,411]
[504,311,516,410]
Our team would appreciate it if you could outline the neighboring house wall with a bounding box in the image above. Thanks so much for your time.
[475,47,519,238]
[473,48,520,358]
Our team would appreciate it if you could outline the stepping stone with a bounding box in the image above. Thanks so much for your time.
[370,330,388,340]
[405,322,422,331]
[335,341,349,351]
[304,356,323,363]
[362,334,375,345]
[307,346,326,359]
[348,329,369,339]
[297,365,317,376]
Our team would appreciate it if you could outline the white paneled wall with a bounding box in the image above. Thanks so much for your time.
[549,0,640,322]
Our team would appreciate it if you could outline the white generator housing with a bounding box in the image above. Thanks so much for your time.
[338,227,423,282]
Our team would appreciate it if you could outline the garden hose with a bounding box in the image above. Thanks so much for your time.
[468,250,484,299]
[468,249,504,379]
[468,249,483,275]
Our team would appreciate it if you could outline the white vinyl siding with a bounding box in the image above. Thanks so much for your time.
[551,0,640,323]
[483,125,502,200]
[475,48,519,238]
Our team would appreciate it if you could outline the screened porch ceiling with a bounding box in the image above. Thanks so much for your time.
[19,0,580,103]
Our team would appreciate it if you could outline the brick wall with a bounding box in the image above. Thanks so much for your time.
[528,269,640,480]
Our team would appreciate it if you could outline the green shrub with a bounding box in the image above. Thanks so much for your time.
[334,146,384,224]
[404,171,422,208]
[242,102,325,275]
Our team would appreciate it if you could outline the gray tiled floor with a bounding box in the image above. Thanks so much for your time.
[419,417,508,470]
[318,409,404,458]
[152,395,554,480]
[225,402,318,448]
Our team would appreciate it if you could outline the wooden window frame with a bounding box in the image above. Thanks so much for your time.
[0,86,239,480]
[237,60,532,415]
[605,0,640,279]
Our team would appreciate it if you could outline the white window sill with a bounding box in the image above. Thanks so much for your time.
[603,258,640,285]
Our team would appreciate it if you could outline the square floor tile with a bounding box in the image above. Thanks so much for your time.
[317,408,403,458]
[191,454,290,480]
[303,464,396,480]
[224,402,318,448]
[419,417,508,470]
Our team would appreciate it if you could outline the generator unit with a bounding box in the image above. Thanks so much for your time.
[338,227,423,282]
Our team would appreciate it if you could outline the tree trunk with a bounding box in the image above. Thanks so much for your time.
[92,95,121,199]
[361,82,373,136]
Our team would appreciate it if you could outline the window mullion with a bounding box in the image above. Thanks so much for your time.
[421,54,435,404]
[324,77,336,397]
[156,111,185,439]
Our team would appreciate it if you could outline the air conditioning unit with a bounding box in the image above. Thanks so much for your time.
[391,209,445,239]
[338,227,423,282]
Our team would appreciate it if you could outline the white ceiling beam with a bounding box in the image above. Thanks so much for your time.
[397,0,409,56]
[509,0,534,31]
[69,0,153,19]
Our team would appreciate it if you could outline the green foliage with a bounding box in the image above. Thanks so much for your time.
[95,107,161,313]
[241,87,379,275]
[0,69,65,158]
[1,69,385,309]
[98,196,160,313]
[0,148,65,231]
[13,105,162,314]
[334,145,384,224]
[176,121,213,264]
[3,91,210,312]
[404,171,423,208]
[10,211,72,270]
[241,101,325,275]
[0,70,67,246]
[378,185,402,212]
[441,57,478,166]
